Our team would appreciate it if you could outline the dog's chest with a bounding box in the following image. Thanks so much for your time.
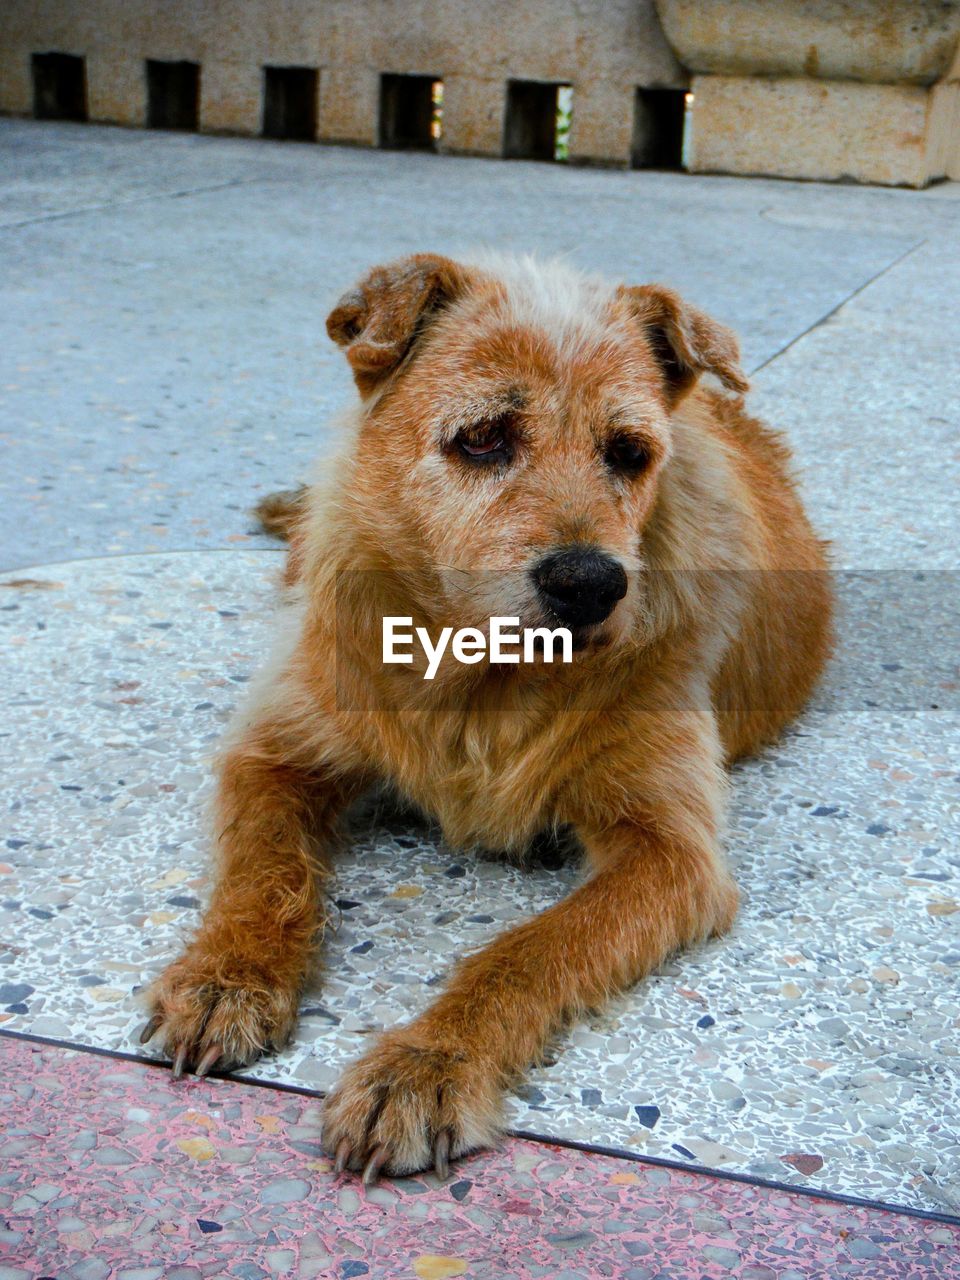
[375,699,564,851]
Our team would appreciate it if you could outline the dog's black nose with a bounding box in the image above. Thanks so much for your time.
[532,546,628,628]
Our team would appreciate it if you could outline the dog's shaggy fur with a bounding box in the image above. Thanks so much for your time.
[143,252,833,1181]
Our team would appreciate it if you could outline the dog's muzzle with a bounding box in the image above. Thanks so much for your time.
[531,545,628,628]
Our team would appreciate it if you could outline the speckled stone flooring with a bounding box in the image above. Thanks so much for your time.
[2,552,957,1218]
[1,121,959,1233]
[3,1035,958,1280]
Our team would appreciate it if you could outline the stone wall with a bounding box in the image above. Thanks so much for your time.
[0,0,685,166]
[3,0,958,185]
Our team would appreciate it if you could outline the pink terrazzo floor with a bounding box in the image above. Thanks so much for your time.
[1,1034,957,1280]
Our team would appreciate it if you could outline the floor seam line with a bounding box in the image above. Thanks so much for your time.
[1,546,287,575]
[0,175,269,232]
[2,1029,957,1227]
[749,238,927,377]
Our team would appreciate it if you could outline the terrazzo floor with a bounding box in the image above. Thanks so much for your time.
[1,120,959,1271]
[2,551,958,1220]
[3,1035,959,1280]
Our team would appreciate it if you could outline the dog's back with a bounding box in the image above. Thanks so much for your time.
[704,392,832,759]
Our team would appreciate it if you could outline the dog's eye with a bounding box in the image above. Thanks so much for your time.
[604,434,652,474]
[455,425,511,465]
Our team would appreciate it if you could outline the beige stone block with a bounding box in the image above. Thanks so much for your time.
[440,74,506,156]
[687,75,938,188]
[323,1,583,82]
[949,111,960,180]
[86,53,145,126]
[655,0,960,85]
[568,81,633,165]
[133,3,211,64]
[323,0,679,88]
[927,81,960,179]
[318,65,378,146]
[0,3,35,51]
[566,0,684,90]
[199,59,262,135]
[206,0,326,68]
[1,0,92,55]
[0,48,33,115]
[9,0,146,60]
[335,0,572,83]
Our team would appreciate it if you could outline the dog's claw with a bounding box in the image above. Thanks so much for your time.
[362,1145,389,1186]
[195,1045,221,1078]
[171,1045,189,1079]
[139,1015,162,1045]
[433,1129,451,1180]
[334,1138,352,1176]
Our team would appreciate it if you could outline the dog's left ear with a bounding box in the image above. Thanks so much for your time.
[327,254,470,396]
[618,284,749,405]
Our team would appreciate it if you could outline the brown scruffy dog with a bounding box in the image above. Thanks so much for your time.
[141,252,832,1182]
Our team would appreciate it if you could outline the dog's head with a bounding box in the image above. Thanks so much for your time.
[327,253,747,657]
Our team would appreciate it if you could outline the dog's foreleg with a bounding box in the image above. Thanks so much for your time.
[142,725,356,1075]
[322,699,737,1179]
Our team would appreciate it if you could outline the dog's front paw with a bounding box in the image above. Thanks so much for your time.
[140,947,299,1077]
[322,1030,504,1181]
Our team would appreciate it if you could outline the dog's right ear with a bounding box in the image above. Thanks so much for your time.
[326,254,470,396]
[617,284,749,405]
